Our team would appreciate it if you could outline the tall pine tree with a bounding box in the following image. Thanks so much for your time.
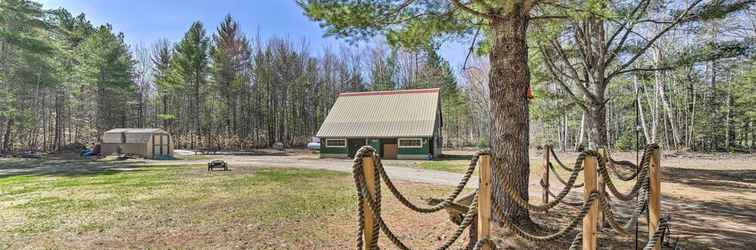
[171,21,210,149]
[211,15,251,135]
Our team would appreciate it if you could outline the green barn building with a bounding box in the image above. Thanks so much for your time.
[316,88,443,160]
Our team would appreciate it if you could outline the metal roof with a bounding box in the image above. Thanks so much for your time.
[102,128,169,144]
[103,128,167,134]
[316,88,440,138]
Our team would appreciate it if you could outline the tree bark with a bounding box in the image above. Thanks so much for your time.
[576,111,586,150]
[660,79,680,148]
[635,75,650,143]
[54,90,65,151]
[488,14,532,226]
[2,119,13,152]
[587,97,609,148]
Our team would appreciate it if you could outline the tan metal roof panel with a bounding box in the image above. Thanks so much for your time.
[102,128,168,143]
[103,128,167,134]
[316,88,440,138]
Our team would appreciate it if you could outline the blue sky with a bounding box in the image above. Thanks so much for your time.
[38,0,470,71]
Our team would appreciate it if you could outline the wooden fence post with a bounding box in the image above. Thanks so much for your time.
[477,155,492,250]
[598,148,607,229]
[583,155,598,250]
[542,145,550,204]
[363,154,379,250]
[648,148,662,250]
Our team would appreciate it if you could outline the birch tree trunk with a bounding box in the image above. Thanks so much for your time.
[654,47,681,149]
[576,111,585,150]
[660,78,681,148]
[635,75,651,143]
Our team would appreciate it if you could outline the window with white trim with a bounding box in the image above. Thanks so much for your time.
[398,138,423,148]
[325,139,347,148]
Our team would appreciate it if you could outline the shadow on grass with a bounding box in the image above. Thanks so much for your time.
[0,158,160,179]
[437,153,474,161]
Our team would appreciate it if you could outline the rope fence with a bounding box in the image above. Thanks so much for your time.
[350,143,669,250]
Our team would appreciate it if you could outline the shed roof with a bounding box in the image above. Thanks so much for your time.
[102,128,169,144]
[103,128,167,134]
[316,88,441,138]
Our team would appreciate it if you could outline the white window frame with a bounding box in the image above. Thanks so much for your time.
[325,139,347,148]
[398,138,423,148]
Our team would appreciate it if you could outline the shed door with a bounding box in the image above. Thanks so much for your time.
[161,135,169,155]
[152,134,170,158]
[383,144,397,160]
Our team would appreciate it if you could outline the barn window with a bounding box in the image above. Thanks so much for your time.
[325,139,346,148]
[398,138,423,148]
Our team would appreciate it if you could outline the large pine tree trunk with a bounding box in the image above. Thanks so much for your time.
[2,119,13,152]
[587,101,609,148]
[488,14,533,226]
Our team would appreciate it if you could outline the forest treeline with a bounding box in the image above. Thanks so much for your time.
[0,0,753,153]
[0,0,478,151]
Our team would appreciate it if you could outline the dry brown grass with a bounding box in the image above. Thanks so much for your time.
[0,162,475,249]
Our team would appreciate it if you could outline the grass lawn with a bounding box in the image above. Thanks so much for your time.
[416,160,472,173]
[0,161,470,249]
[2,154,749,249]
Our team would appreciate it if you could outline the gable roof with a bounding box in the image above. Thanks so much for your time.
[104,128,167,134]
[102,128,169,144]
[316,88,441,138]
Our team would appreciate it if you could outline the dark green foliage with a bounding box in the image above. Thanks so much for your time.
[679,0,755,22]
[298,0,473,50]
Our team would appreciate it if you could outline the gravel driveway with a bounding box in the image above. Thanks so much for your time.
[140,155,482,187]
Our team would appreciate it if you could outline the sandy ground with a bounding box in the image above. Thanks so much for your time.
[529,149,756,249]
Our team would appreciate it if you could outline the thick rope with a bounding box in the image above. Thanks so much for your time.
[351,144,662,249]
[607,158,640,181]
[472,238,496,250]
[493,191,601,242]
[599,144,658,201]
[435,192,479,250]
[500,151,594,213]
[549,146,580,172]
[363,189,479,250]
[643,216,671,250]
[376,150,486,213]
[600,174,650,236]
[353,147,382,249]
[543,187,583,207]
[352,145,480,250]
[548,162,585,188]
[352,156,366,249]
[352,147,382,249]
[568,231,582,250]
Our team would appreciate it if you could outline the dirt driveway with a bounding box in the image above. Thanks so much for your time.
[144,154,484,187]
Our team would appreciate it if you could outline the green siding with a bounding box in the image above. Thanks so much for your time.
[322,137,434,159]
[397,137,431,155]
[368,139,381,155]
[320,138,348,155]
[320,146,347,154]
